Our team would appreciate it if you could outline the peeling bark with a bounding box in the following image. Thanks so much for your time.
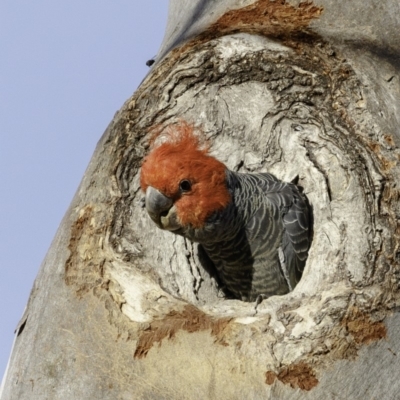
[2,1,400,399]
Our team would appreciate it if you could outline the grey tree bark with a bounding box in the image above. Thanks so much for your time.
[2,1,400,399]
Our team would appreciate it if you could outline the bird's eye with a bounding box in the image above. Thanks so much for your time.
[179,179,192,192]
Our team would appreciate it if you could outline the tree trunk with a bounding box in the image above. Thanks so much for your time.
[2,1,400,399]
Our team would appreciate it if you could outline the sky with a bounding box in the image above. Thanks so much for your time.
[0,1,169,381]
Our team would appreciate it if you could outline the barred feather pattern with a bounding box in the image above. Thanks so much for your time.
[179,170,311,301]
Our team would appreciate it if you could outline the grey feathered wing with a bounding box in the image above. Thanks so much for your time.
[257,173,312,290]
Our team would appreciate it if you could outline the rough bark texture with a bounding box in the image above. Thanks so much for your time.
[2,1,400,399]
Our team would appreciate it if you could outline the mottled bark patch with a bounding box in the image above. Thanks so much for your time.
[66,205,96,293]
[383,134,395,147]
[210,0,323,37]
[266,362,318,391]
[65,204,108,297]
[65,205,93,277]
[134,305,231,359]
[163,0,323,66]
[343,308,387,345]
[366,140,397,172]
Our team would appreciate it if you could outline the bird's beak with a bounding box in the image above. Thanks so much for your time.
[145,186,180,231]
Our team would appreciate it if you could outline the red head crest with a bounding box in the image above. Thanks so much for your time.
[140,122,231,228]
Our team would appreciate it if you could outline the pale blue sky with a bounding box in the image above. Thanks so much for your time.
[0,1,169,379]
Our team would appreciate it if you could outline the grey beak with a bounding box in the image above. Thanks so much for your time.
[145,186,173,224]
